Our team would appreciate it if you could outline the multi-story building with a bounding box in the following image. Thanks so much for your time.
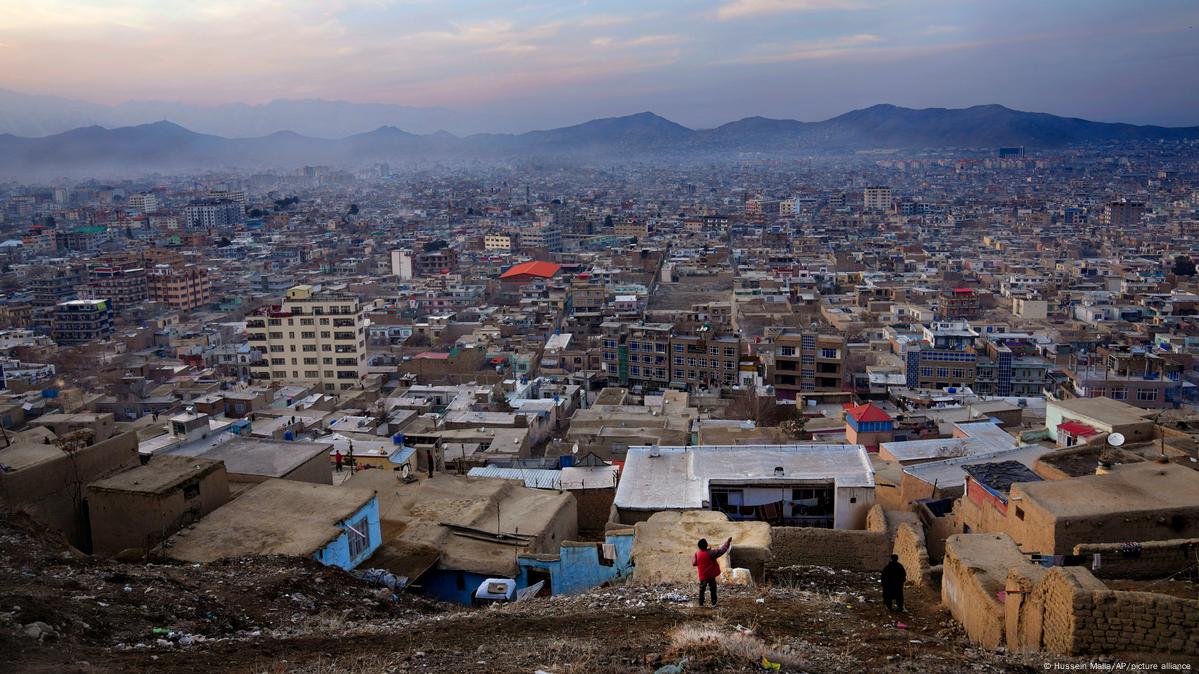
[484,233,517,252]
[601,321,741,392]
[52,299,114,345]
[127,192,158,213]
[771,331,846,400]
[940,288,981,320]
[614,219,649,239]
[899,321,978,390]
[184,199,244,229]
[85,264,148,312]
[669,332,741,390]
[863,186,892,211]
[246,285,368,392]
[148,264,212,311]
[1100,200,1145,228]
[519,225,562,252]
[30,266,82,307]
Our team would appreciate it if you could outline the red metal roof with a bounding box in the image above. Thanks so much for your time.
[1057,421,1099,436]
[845,403,893,423]
[952,288,975,294]
[500,260,561,280]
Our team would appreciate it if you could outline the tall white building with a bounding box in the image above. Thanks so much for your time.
[246,285,368,392]
[391,250,414,280]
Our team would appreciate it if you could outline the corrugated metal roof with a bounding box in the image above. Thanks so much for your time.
[467,466,561,489]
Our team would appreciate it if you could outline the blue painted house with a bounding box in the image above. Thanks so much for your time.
[517,530,635,596]
[164,479,382,571]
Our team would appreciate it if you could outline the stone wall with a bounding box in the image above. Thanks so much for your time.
[1072,538,1199,580]
[893,522,931,586]
[769,526,890,572]
[1007,566,1199,657]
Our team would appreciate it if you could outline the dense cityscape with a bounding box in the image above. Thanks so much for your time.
[2,0,1199,672]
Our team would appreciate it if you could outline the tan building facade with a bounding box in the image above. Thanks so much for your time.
[247,285,368,392]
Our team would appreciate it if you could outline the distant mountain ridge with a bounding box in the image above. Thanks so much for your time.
[1,104,1196,176]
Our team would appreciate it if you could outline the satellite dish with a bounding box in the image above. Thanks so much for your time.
[1107,433,1126,447]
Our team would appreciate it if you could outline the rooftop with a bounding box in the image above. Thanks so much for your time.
[165,479,376,561]
[1013,461,1199,517]
[88,456,223,495]
[168,437,330,479]
[615,444,875,511]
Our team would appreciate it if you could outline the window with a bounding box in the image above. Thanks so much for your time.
[674,344,684,353]
[778,346,796,357]
[820,348,838,359]
[302,344,317,352]
[1111,387,1127,400]
[1136,388,1159,402]
[935,367,948,378]
[301,331,316,339]
[1015,507,1025,520]
[346,516,371,558]
[630,366,640,376]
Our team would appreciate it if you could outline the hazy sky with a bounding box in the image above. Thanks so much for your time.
[2,0,1198,129]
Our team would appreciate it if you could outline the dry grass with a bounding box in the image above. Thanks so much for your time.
[666,623,806,670]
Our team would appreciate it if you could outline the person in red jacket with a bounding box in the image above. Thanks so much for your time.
[693,536,732,607]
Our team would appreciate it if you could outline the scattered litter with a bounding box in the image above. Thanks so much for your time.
[896,623,908,629]
[761,656,781,670]
[755,597,766,604]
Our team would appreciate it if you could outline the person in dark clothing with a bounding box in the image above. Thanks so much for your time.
[693,537,732,607]
[881,554,907,612]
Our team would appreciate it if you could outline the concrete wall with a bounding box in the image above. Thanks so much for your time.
[769,526,891,572]
[517,530,634,596]
[1006,565,1199,657]
[87,464,230,557]
[0,431,139,551]
[313,495,382,571]
[1072,538,1199,580]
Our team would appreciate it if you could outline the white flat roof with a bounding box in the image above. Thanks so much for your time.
[881,420,1017,462]
[615,444,875,511]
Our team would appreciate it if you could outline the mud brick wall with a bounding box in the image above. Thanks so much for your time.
[893,523,931,586]
[1072,539,1199,580]
[865,504,888,533]
[1007,566,1199,657]
[943,544,1007,648]
[1074,590,1199,656]
[572,487,616,533]
[768,527,891,571]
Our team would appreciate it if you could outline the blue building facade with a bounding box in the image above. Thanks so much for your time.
[312,495,383,571]
[517,530,635,596]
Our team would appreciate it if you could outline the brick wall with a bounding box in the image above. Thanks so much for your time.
[893,522,931,586]
[1007,566,1199,657]
[769,526,891,572]
[1072,538,1199,580]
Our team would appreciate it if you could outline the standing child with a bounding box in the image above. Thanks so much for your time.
[693,536,732,607]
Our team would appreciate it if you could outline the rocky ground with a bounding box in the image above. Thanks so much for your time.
[1,512,1093,673]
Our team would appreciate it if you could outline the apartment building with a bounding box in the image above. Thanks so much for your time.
[484,233,517,252]
[148,264,212,311]
[184,199,244,229]
[52,299,114,345]
[127,192,157,213]
[771,331,846,400]
[863,186,893,211]
[898,322,978,390]
[246,285,367,392]
[602,322,741,392]
[940,288,981,320]
[85,264,148,312]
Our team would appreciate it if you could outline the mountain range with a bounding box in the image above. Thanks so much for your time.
[2,104,1197,177]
